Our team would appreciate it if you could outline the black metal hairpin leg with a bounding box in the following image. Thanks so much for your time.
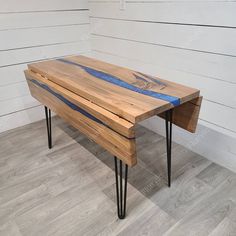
[165,109,173,187]
[114,156,128,219]
[44,106,52,149]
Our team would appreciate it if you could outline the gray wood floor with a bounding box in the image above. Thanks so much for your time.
[0,116,236,236]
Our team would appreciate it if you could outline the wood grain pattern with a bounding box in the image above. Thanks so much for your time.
[69,56,199,104]
[25,70,135,138]
[25,70,136,166]
[28,59,170,123]
[25,55,201,166]
[28,55,200,123]
[159,96,202,133]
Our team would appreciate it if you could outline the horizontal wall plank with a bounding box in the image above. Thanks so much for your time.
[198,119,236,140]
[0,0,88,13]
[92,35,236,84]
[0,11,89,30]
[0,95,39,116]
[0,0,90,133]
[0,64,27,86]
[0,24,89,50]
[0,82,29,101]
[91,37,236,108]
[0,105,44,133]
[201,100,236,134]
[89,50,236,133]
[0,41,90,68]
[89,2,236,27]
[91,18,236,56]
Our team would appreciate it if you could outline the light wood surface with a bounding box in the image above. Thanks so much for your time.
[25,70,136,166]
[0,119,236,235]
[25,55,201,165]
[25,70,135,138]
[159,96,203,133]
[28,55,200,123]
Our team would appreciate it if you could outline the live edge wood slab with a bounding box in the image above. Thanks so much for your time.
[25,55,202,167]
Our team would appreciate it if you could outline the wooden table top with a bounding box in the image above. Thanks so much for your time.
[26,55,202,166]
[28,55,200,124]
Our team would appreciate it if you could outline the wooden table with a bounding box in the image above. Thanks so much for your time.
[25,55,202,219]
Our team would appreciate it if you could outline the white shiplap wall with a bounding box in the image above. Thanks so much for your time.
[0,0,90,133]
[89,1,236,171]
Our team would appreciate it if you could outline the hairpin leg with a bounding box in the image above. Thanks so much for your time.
[44,106,52,149]
[114,156,128,219]
[165,109,173,187]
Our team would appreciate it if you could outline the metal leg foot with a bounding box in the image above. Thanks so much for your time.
[114,156,128,219]
[44,106,52,149]
[165,109,173,187]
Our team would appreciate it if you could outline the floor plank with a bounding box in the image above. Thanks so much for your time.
[0,116,235,236]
